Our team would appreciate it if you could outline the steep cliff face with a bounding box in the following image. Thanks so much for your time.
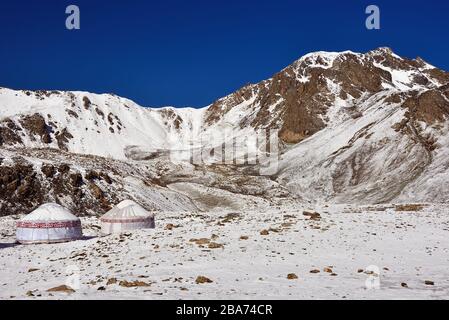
[1,47,449,213]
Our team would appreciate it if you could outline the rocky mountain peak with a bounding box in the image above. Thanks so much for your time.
[203,47,449,143]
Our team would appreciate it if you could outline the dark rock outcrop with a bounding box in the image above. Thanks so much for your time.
[19,113,52,144]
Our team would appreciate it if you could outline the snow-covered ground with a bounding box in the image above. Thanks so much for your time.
[1,203,448,300]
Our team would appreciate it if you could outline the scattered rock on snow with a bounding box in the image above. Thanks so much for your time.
[208,242,224,249]
[196,276,213,284]
[395,204,425,212]
[165,223,180,230]
[190,238,210,245]
[118,280,150,288]
[287,273,298,280]
[26,290,35,297]
[47,285,75,293]
[303,211,321,221]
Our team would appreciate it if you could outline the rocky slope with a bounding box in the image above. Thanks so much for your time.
[1,47,449,215]
[276,49,449,204]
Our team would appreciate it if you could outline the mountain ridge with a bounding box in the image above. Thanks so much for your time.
[1,47,449,215]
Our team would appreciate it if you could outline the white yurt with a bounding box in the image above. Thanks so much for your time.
[16,203,83,244]
[100,199,155,235]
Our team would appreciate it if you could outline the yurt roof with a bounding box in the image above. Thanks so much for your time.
[21,203,79,222]
[101,200,152,220]
[116,199,140,209]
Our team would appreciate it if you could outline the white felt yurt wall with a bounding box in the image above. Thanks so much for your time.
[100,200,155,234]
[16,203,83,244]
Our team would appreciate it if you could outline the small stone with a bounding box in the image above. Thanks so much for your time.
[47,285,75,293]
[208,242,224,249]
[287,273,298,280]
[401,283,408,288]
[191,238,210,245]
[303,211,321,221]
[424,280,434,286]
[195,276,213,284]
[239,236,249,240]
[260,230,269,236]
[310,269,320,274]
[119,280,150,287]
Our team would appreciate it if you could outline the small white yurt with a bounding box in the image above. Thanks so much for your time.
[100,200,155,235]
[16,203,83,244]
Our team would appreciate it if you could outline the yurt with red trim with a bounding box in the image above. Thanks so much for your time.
[100,200,155,234]
[16,203,83,244]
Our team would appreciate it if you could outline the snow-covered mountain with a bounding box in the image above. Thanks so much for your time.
[1,47,449,215]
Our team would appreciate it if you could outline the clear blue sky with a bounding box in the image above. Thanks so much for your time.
[0,0,448,107]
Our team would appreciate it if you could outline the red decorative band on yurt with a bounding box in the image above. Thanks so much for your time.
[100,217,153,224]
[17,220,82,229]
